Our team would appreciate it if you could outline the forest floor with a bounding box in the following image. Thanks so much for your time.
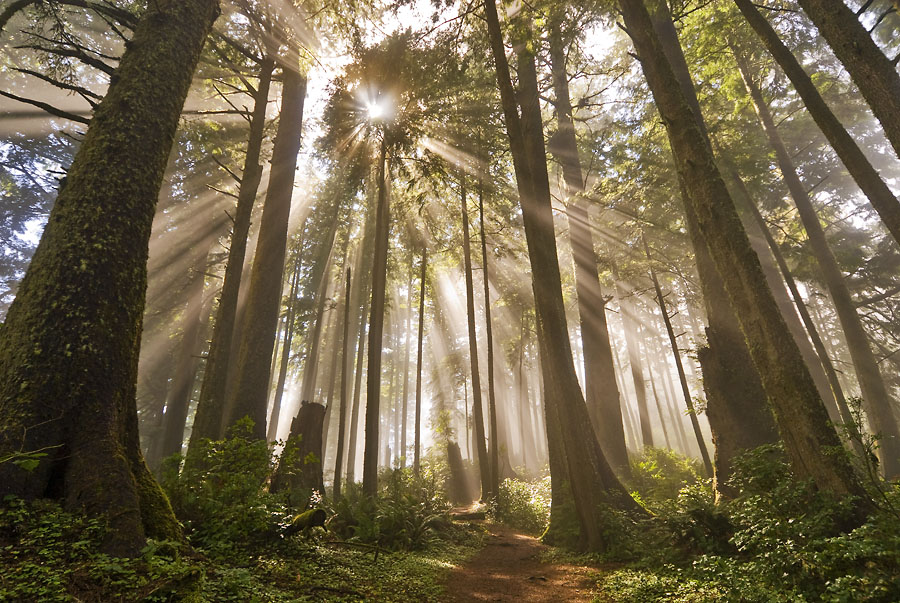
[443,515,608,602]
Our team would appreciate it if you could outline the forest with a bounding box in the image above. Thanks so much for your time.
[0,0,899,600]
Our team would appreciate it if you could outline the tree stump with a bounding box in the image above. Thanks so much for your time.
[271,401,326,500]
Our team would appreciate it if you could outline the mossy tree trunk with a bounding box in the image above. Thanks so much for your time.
[225,66,307,440]
[619,0,872,517]
[0,0,220,556]
[644,0,779,498]
[191,57,275,447]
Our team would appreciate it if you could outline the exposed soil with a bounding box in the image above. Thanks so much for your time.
[443,521,600,602]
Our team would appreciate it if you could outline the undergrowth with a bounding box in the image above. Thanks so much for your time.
[0,426,482,601]
[596,444,900,602]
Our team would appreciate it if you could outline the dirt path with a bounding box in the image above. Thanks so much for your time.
[443,522,600,602]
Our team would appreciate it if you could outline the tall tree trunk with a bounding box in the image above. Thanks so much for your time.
[733,0,900,248]
[344,195,376,483]
[0,0,219,556]
[643,326,671,449]
[300,244,336,404]
[414,246,427,476]
[733,47,900,476]
[333,267,352,499]
[347,294,369,483]
[321,287,342,456]
[362,138,390,496]
[644,0,777,496]
[795,0,900,159]
[619,0,872,515]
[548,19,630,475]
[461,179,491,499]
[613,269,654,448]
[644,236,713,475]
[484,0,642,551]
[268,241,303,442]
[722,162,856,429]
[478,185,502,491]
[399,262,412,467]
[191,57,274,446]
[225,66,307,439]
[156,254,209,469]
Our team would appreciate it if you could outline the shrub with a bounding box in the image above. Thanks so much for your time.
[326,466,454,551]
[160,418,289,556]
[627,447,704,506]
[490,475,551,536]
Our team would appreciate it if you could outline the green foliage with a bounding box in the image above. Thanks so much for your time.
[0,428,481,601]
[327,467,456,551]
[160,418,287,557]
[627,447,704,506]
[596,445,900,602]
[0,496,199,601]
[490,475,552,535]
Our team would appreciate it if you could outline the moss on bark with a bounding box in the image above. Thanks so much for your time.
[0,0,219,556]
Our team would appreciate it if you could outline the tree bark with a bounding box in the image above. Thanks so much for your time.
[362,138,390,496]
[619,0,872,515]
[484,0,642,551]
[733,47,900,477]
[333,267,352,499]
[267,243,303,442]
[191,57,274,446]
[733,0,900,248]
[644,235,713,475]
[271,401,325,498]
[225,66,307,440]
[643,0,777,497]
[548,19,630,475]
[460,179,491,499]
[414,246,427,476]
[796,0,900,160]
[0,0,219,556]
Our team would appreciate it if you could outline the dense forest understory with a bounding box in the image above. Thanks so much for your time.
[1,0,899,600]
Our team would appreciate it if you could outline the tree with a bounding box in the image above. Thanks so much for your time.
[732,0,900,248]
[225,65,307,439]
[483,0,642,551]
[190,56,275,446]
[0,0,220,556]
[547,15,630,474]
[618,0,872,517]
[731,44,900,477]
[460,178,492,499]
[795,0,900,160]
